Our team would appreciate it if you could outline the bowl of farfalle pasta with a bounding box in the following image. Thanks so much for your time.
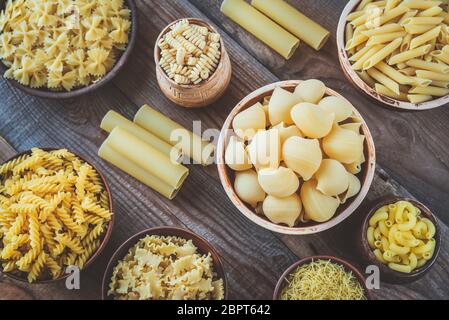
[217,80,376,235]
[0,0,137,99]
[0,148,114,283]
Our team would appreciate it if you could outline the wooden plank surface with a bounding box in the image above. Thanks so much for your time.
[0,0,448,300]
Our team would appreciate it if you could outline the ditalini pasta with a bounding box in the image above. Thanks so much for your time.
[220,0,300,59]
[250,0,330,51]
[366,200,437,273]
[224,80,366,227]
[345,0,449,103]
[134,104,215,166]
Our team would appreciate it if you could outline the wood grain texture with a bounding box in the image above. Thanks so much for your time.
[0,0,448,300]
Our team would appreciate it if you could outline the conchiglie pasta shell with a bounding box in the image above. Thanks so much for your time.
[262,194,302,227]
[322,124,364,164]
[344,151,365,174]
[225,136,252,171]
[272,122,303,144]
[234,169,266,208]
[294,79,326,104]
[282,136,322,181]
[338,173,361,204]
[300,180,340,223]
[319,96,354,123]
[268,87,302,126]
[340,122,362,134]
[258,166,300,197]
[247,129,281,169]
[291,102,335,138]
[232,102,266,140]
[315,159,350,196]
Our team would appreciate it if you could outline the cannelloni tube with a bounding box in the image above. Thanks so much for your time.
[251,0,330,50]
[101,110,182,163]
[98,142,179,200]
[107,127,189,189]
[220,0,300,59]
[134,104,215,165]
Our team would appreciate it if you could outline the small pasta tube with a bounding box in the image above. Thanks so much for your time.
[367,68,401,94]
[388,44,432,65]
[409,85,449,95]
[410,26,441,49]
[406,58,449,73]
[407,94,433,103]
[363,37,403,69]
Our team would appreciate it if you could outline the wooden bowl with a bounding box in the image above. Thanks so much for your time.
[101,226,228,300]
[273,255,372,300]
[217,80,376,235]
[154,18,232,108]
[359,196,441,284]
[337,0,449,111]
[0,148,114,284]
[0,0,137,99]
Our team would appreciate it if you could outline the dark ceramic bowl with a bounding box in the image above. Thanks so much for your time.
[0,0,137,99]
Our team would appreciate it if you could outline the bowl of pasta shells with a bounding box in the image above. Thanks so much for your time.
[0,0,137,99]
[337,0,449,110]
[360,196,440,284]
[154,18,232,108]
[217,79,376,235]
[102,227,227,300]
[0,148,114,283]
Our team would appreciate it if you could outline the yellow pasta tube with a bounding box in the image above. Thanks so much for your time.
[221,0,300,59]
[404,24,436,34]
[101,110,182,162]
[375,84,408,100]
[363,37,403,69]
[369,209,389,227]
[369,6,409,26]
[367,226,376,249]
[421,218,436,239]
[408,252,418,271]
[417,6,443,17]
[251,0,329,50]
[388,44,432,65]
[388,262,412,273]
[402,17,444,25]
[361,23,403,36]
[98,143,178,200]
[353,45,384,70]
[402,0,443,10]
[134,104,215,165]
[406,58,449,73]
[375,61,414,84]
[398,211,417,231]
[366,31,407,46]
[410,26,441,49]
[416,69,449,81]
[373,249,387,263]
[431,49,449,63]
[407,94,433,103]
[409,85,449,95]
[431,80,449,88]
[412,238,435,255]
[367,68,401,94]
[390,242,411,255]
[106,127,189,189]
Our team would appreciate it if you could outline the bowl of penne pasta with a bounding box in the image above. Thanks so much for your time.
[0,0,138,99]
[154,18,232,108]
[337,0,449,110]
[0,148,114,284]
[217,80,376,235]
[360,196,441,283]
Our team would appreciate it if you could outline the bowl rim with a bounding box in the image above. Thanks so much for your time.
[0,0,138,99]
[0,147,115,284]
[153,17,227,89]
[217,80,376,235]
[101,226,228,300]
[360,195,441,281]
[336,0,449,111]
[273,255,373,300]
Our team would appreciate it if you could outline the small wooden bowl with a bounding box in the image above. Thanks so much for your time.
[101,226,228,300]
[337,0,449,111]
[0,0,137,99]
[273,255,372,300]
[217,80,376,235]
[154,18,232,108]
[0,148,114,284]
[359,196,441,284]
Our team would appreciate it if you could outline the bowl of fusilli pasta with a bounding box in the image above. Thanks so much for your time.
[0,0,137,99]
[0,148,114,283]
[154,18,232,108]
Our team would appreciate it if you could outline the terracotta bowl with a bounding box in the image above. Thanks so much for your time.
[0,0,137,99]
[337,0,449,110]
[0,148,114,284]
[154,18,232,108]
[101,226,228,300]
[359,196,441,284]
[273,255,372,300]
[217,80,376,235]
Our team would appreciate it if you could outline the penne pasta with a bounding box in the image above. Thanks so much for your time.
[416,69,449,81]
[410,26,441,49]
[401,16,444,25]
[361,23,403,36]
[353,45,384,70]
[375,61,414,84]
[409,85,449,95]
[417,6,443,17]
[367,31,407,46]
[367,68,401,94]
[404,23,437,34]
[402,0,444,10]
[406,58,449,72]
[375,83,408,100]
[407,94,433,102]
[388,44,432,65]
[431,80,449,87]
[363,37,403,69]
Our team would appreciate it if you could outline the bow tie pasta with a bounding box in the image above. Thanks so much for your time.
[225,80,367,227]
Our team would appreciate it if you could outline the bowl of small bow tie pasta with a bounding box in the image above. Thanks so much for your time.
[0,148,114,283]
[217,79,376,235]
[0,0,137,99]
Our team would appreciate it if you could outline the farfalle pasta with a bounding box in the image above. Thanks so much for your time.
[108,235,224,300]
[0,148,112,282]
[0,0,131,91]
[225,80,367,227]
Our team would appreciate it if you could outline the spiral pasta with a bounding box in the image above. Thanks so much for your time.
[0,148,112,282]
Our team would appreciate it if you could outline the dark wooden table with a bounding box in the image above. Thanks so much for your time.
[0,0,448,300]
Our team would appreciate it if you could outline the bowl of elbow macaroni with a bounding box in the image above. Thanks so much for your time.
[360,196,441,283]
[337,0,449,110]
[217,79,376,235]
